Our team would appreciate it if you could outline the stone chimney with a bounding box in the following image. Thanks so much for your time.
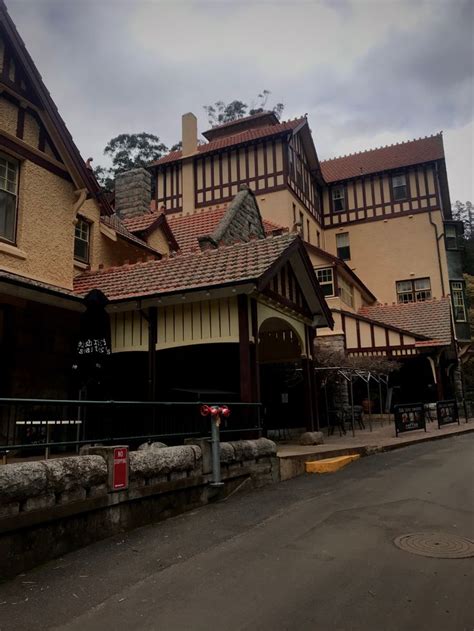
[115,167,151,219]
[182,112,197,157]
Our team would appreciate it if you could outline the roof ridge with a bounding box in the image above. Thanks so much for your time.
[320,132,443,164]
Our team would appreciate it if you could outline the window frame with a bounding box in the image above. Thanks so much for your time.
[315,267,335,298]
[0,151,20,246]
[445,225,458,251]
[450,280,467,322]
[396,277,432,304]
[336,232,350,261]
[74,216,91,264]
[391,172,409,202]
[331,185,346,212]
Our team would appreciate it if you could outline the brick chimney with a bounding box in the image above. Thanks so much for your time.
[115,167,151,219]
[181,113,197,213]
[182,112,197,156]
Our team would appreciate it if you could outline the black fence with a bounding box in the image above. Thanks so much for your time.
[0,398,262,460]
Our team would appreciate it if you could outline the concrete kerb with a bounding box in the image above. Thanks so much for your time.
[278,424,474,481]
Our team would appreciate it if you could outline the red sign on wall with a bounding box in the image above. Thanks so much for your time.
[112,447,128,491]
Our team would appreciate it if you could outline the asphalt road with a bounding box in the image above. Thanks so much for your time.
[0,435,473,631]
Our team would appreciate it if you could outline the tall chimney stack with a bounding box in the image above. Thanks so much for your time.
[115,167,151,219]
[182,112,197,157]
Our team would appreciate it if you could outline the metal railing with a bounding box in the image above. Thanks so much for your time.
[0,398,262,461]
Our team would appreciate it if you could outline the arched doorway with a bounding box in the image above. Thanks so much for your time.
[258,317,307,436]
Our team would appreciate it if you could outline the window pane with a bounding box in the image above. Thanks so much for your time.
[396,281,412,293]
[392,175,406,188]
[336,233,349,247]
[0,154,18,195]
[0,190,16,242]
[74,219,90,262]
[414,278,430,290]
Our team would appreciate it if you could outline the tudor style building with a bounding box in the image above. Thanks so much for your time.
[148,111,470,405]
[0,0,470,449]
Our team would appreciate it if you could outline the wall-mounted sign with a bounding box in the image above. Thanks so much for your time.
[436,400,459,428]
[394,403,426,436]
[112,447,129,491]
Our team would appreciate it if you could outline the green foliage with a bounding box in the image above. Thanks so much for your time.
[452,201,474,274]
[94,133,168,191]
[204,90,285,127]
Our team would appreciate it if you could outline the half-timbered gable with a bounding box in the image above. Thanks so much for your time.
[320,135,446,228]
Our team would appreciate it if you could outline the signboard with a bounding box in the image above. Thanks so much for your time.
[112,447,128,491]
[436,400,459,428]
[394,403,426,437]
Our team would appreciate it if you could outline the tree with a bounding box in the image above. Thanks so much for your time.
[94,132,168,191]
[452,200,474,275]
[203,90,284,127]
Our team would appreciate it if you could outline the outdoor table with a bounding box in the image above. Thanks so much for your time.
[15,419,82,459]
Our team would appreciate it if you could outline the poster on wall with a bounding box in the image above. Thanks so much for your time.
[436,400,459,428]
[394,403,426,437]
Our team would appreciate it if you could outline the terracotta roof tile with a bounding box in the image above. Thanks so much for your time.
[74,233,297,301]
[152,118,305,166]
[359,298,452,345]
[121,212,162,233]
[320,134,444,182]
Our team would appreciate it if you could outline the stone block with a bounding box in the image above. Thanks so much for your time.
[137,441,167,451]
[129,445,200,482]
[0,461,48,502]
[88,484,108,498]
[57,487,87,504]
[0,502,19,519]
[299,431,324,446]
[22,493,56,513]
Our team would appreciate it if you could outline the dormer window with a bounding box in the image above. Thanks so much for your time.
[392,173,408,201]
[74,217,90,263]
[0,153,19,244]
[332,186,345,212]
[445,225,458,250]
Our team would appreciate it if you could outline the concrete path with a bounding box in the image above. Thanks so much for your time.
[0,433,473,630]
[277,419,474,458]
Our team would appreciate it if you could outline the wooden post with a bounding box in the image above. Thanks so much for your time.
[148,307,157,401]
[238,295,253,402]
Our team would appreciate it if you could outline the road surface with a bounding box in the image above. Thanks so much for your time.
[0,434,473,630]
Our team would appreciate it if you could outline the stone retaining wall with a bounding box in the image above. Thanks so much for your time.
[0,439,278,578]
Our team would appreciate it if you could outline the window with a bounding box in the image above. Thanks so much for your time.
[451,281,467,322]
[299,211,304,238]
[336,232,350,260]
[315,267,334,297]
[391,173,407,201]
[332,186,345,212]
[338,276,354,308]
[292,203,296,225]
[396,278,431,303]
[317,230,321,247]
[74,218,90,263]
[445,225,458,250]
[0,153,19,243]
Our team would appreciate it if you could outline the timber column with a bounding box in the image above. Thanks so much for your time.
[237,295,259,403]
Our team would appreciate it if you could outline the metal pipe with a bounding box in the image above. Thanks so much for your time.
[378,379,383,427]
[366,377,372,432]
[210,415,224,487]
[350,375,355,437]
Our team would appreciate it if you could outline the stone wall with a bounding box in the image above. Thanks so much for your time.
[0,438,278,578]
[115,168,152,219]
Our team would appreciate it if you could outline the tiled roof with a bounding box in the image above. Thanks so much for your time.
[166,207,285,253]
[152,118,305,166]
[320,134,444,183]
[121,212,162,233]
[202,111,280,141]
[359,298,452,344]
[74,233,297,301]
[100,216,160,255]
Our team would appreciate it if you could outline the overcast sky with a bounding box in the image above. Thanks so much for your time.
[6,0,474,201]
